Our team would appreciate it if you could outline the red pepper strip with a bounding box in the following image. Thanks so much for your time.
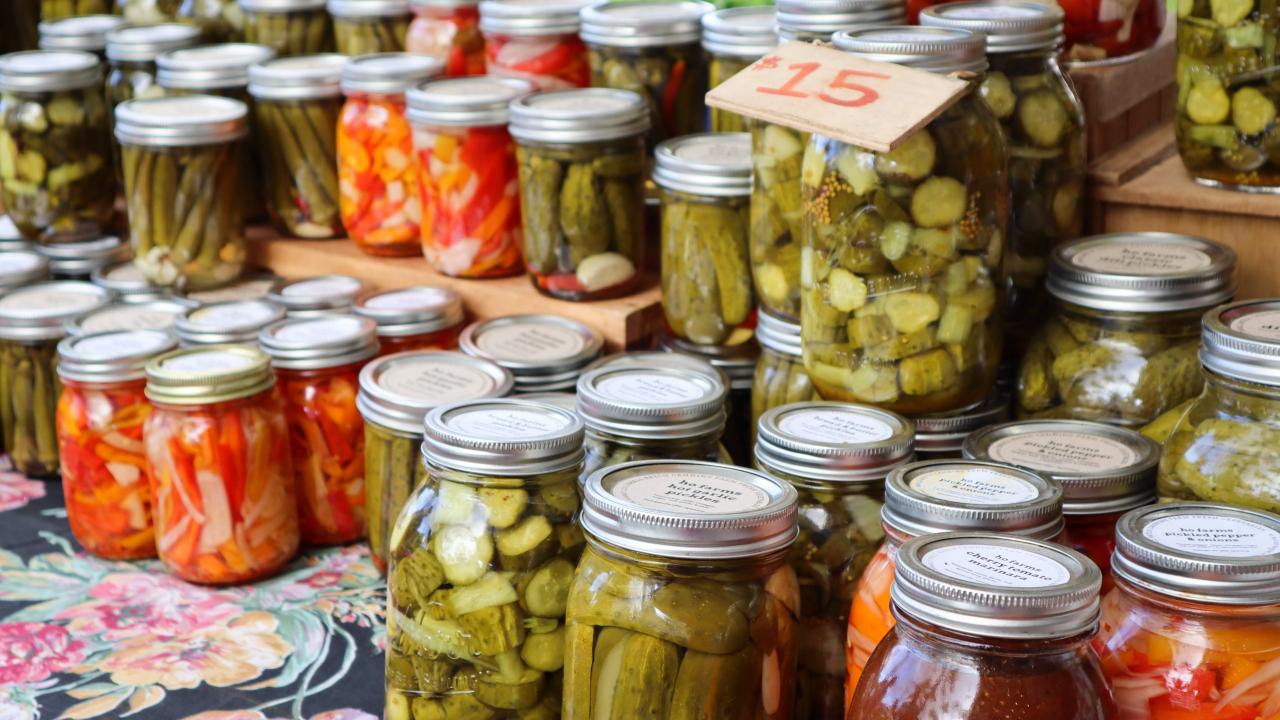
[662,59,687,137]
[539,272,587,293]
[327,486,358,538]
[1165,667,1219,710]
[317,413,354,463]
[219,411,247,522]
[510,39,578,75]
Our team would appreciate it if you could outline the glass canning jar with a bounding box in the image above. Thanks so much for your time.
[67,298,195,336]
[1018,233,1236,426]
[104,23,202,107]
[175,299,286,347]
[384,398,584,720]
[37,14,125,59]
[239,0,334,55]
[406,76,532,278]
[1093,503,1280,720]
[327,0,411,54]
[755,401,913,718]
[460,314,603,394]
[659,326,759,465]
[509,88,649,300]
[701,6,775,134]
[407,0,485,76]
[909,391,1008,459]
[478,0,592,90]
[1058,0,1164,60]
[179,0,246,42]
[34,233,129,280]
[0,249,49,293]
[266,274,366,317]
[567,460,801,719]
[86,264,177,307]
[356,350,513,572]
[56,329,177,559]
[353,286,465,356]
[752,309,817,438]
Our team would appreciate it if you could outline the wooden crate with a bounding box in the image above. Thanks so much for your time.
[1067,28,1176,161]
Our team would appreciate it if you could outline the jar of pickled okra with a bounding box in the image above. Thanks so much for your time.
[37,14,125,58]
[338,53,443,257]
[659,327,759,465]
[755,401,913,718]
[353,286,465,355]
[239,0,334,55]
[357,350,513,572]
[56,328,176,559]
[260,314,378,545]
[175,299,286,346]
[702,7,775,134]
[90,260,171,303]
[846,459,1065,699]
[406,76,532,278]
[0,249,49,293]
[179,0,245,42]
[327,0,411,53]
[460,314,603,394]
[567,459,801,719]
[509,88,648,300]
[478,0,592,90]
[407,0,485,76]
[34,234,129,280]
[909,392,1007,459]
[384,398,584,719]
[266,274,365,317]
[752,309,817,438]
[0,51,116,244]
[0,216,32,252]
[0,281,110,477]
[41,0,113,21]
[115,95,251,290]
[247,53,348,239]
[1018,233,1235,426]
[68,298,194,336]
[105,23,201,109]
[184,269,281,304]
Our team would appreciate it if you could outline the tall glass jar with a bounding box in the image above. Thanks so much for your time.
[266,274,365,317]
[384,398,584,719]
[752,309,817,437]
[702,6,775,134]
[407,76,532,278]
[175,298,286,347]
[143,345,300,583]
[356,350,513,572]
[1093,503,1280,720]
[659,327,759,465]
[848,533,1114,720]
[34,233,129,280]
[239,0,334,55]
[56,329,176,559]
[0,51,116,244]
[478,0,592,90]
[407,0,485,76]
[338,53,443,257]
[327,0,411,54]
[909,391,1007,459]
[566,460,801,720]
[1018,233,1236,426]
[509,88,648,300]
[353,286,466,356]
[37,14,125,59]
[68,298,194,336]
[755,402,913,718]
[105,23,201,108]
[460,314,603,394]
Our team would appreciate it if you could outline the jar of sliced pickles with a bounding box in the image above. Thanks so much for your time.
[37,14,125,58]
[41,0,113,20]
[407,0,485,76]
[755,401,913,718]
[509,88,648,300]
[239,0,334,55]
[184,269,281,304]
[67,298,194,336]
[909,392,1008,459]
[56,329,177,559]
[34,233,129,280]
[659,327,759,465]
[567,459,801,719]
[0,51,116,244]
[356,350,513,571]
[460,314,603,394]
[353,286,465,355]
[89,262,186,304]
[266,274,365,317]
[752,309,817,438]
[1018,233,1235,426]
[406,76,532,278]
[0,249,49,292]
[175,298,286,346]
[478,0,592,90]
[384,398,584,720]
[328,0,411,53]
[702,6,775,134]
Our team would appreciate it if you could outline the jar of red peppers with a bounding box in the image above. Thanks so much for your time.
[175,298,287,347]
[338,53,443,257]
[353,286,465,355]
[56,328,177,559]
[1094,503,1280,720]
[260,314,378,545]
[478,0,592,90]
[1059,0,1164,60]
[266,274,366,317]
[407,0,486,76]
[406,75,532,278]
[701,6,776,134]
[459,313,603,393]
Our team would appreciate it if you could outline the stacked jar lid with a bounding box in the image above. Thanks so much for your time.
[259,314,380,370]
[38,14,126,55]
[832,25,988,73]
[157,43,278,93]
[267,275,366,317]
[67,298,195,336]
[882,459,1065,541]
[579,1,713,48]
[775,0,908,41]
[702,6,777,61]
[353,286,465,344]
[0,250,50,293]
[175,299,287,346]
[105,23,203,68]
[756,401,915,485]
[911,394,1009,460]
[460,314,603,392]
[356,350,514,436]
[576,363,727,440]
[34,235,130,280]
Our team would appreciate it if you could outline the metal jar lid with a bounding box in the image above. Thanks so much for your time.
[582,459,798,560]
[240,0,329,11]
[0,250,50,290]
[327,0,412,17]
[357,351,513,434]
[1200,298,1280,386]
[584,350,727,390]
[755,310,802,359]
[653,133,753,197]
[883,459,1064,540]
[39,15,126,54]
[114,95,250,146]
[911,393,1008,458]
[248,54,348,100]
[266,275,366,316]
[579,0,714,47]
[34,235,129,278]
[702,6,778,58]
[460,314,603,390]
[106,23,203,64]
[0,50,101,92]
[508,88,650,144]
[145,344,276,404]
[479,0,592,36]
[756,401,914,484]
[175,299,286,346]
[259,315,379,369]
[353,286,464,337]
[893,532,1102,639]
[57,328,177,383]
[0,216,29,251]
[0,281,111,342]
[659,328,759,390]
[407,76,532,127]
[423,398,584,475]
[341,52,442,95]
[920,1,1064,54]
[776,0,908,41]
[1047,233,1236,313]
[157,43,277,90]
[576,365,727,439]
[90,260,168,301]
[184,270,281,303]
[516,390,578,413]
[964,420,1159,516]
[832,26,988,75]
[67,299,193,336]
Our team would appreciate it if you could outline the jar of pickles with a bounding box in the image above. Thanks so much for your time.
[56,329,177,559]
[755,401,913,717]
[0,51,116,244]
[460,314,603,393]
[567,460,801,719]
[659,327,759,465]
[356,350,513,571]
[509,88,648,300]
[266,274,366,317]
[702,6,775,134]
[353,286,465,355]
[406,76,531,278]
[239,0,334,55]
[0,249,49,292]
[407,0,485,76]
[384,398,584,719]
[104,23,202,107]
[37,14,125,58]
[155,42,277,101]
[1018,233,1236,426]
[327,0,411,54]
[1094,503,1280,720]
[338,53,443,257]
[67,298,194,335]
[175,299,286,346]
[34,233,129,280]
[752,309,817,436]
[478,0,592,90]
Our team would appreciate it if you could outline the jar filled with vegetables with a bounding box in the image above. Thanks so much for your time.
[266,274,366,317]
[239,0,334,55]
[34,233,129,280]
[179,0,247,42]
[1018,232,1236,426]
[91,260,171,303]
[406,75,532,278]
[384,398,584,720]
[701,6,775,134]
[175,299,286,346]
[357,350,513,572]
[1093,503,1280,720]
[56,329,177,559]
[407,0,485,76]
[1058,0,1164,60]
[67,298,194,336]
[338,53,443,257]
[752,309,818,437]
[184,269,280,304]
[567,459,801,719]
[755,401,913,718]
[509,88,648,300]
[37,14,125,58]
[0,249,49,292]
[659,327,759,465]
[103,24,202,150]
[910,392,1008,459]
[260,315,378,546]
[118,0,183,23]
[353,286,466,355]
[478,0,592,90]
[460,314,603,393]
[327,0,411,54]
[41,0,113,20]
[0,51,116,244]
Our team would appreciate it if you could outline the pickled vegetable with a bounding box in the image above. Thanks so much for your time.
[256,97,344,238]
[407,4,485,77]
[484,33,589,91]
[661,194,753,345]
[1140,398,1194,443]
[40,0,112,19]
[338,92,423,256]
[364,421,427,573]
[0,340,63,477]
[751,344,818,437]
[1158,400,1280,512]
[333,15,409,54]
[709,54,753,133]
[243,7,335,55]
[588,43,707,149]
[749,121,807,321]
[1059,0,1165,59]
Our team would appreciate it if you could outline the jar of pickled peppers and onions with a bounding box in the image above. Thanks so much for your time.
[239,0,334,56]
[478,0,592,90]
[407,0,485,76]
[752,310,817,438]
[67,298,194,336]
[909,392,1008,459]
[460,314,603,393]
[266,274,366,317]
[0,248,49,292]
[175,299,286,347]
[659,327,759,465]
[327,0,412,54]
[37,14,124,59]
[353,286,466,356]
[34,233,129,280]
[701,6,775,134]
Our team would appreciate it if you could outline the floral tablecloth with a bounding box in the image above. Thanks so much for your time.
[0,465,387,720]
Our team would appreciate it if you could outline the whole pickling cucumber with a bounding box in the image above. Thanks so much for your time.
[333,16,407,54]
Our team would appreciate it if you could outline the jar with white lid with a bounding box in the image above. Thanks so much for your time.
[460,314,603,394]
[478,0,592,90]
[328,0,411,54]
[0,249,50,293]
[175,298,286,346]
[90,259,171,303]
[0,215,31,252]
[105,23,201,109]
[752,310,818,438]
[702,6,775,134]
[407,0,485,76]
[67,298,194,336]
[183,269,281,304]
[34,233,129,280]
[659,327,759,465]
[239,0,334,55]
[37,14,125,58]
[584,347,723,382]
[266,274,366,317]
[353,285,465,356]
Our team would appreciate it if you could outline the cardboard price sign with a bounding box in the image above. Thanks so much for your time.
[705,40,970,152]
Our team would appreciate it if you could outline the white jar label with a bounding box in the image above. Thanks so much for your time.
[910,467,1041,505]
[1143,514,1280,557]
[475,323,586,362]
[611,471,770,514]
[1230,310,1280,341]
[379,359,495,403]
[0,287,102,316]
[282,276,361,298]
[164,350,253,373]
[190,301,277,329]
[777,408,894,444]
[987,431,1139,473]
[276,316,364,344]
[447,407,570,439]
[1072,243,1212,275]
[81,306,183,333]
[922,543,1071,588]
[75,330,170,359]
[596,373,705,404]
